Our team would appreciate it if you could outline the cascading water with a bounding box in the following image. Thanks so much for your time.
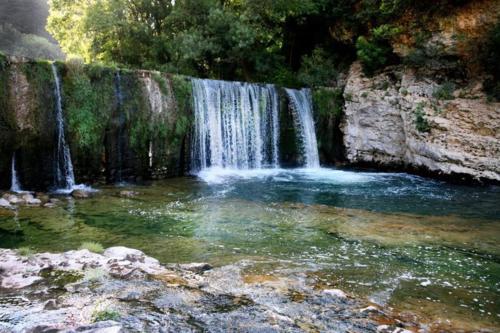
[114,71,125,183]
[285,88,320,168]
[51,63,76,191]
[10,153,22,193]
[191,78,280,171]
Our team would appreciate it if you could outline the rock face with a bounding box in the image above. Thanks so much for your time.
[342,62,500,182]
[0,247,415,333]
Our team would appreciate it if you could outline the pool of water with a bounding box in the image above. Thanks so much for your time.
[1,168,499,330]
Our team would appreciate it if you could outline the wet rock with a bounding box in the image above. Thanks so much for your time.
[22,193,42,205]
[43,299,58,310]
[72,321,123,333]
[177,262,213,274]
[43,203,57,208]
[119,190,139,198]
[0,198,12,209]
[0,248,421,333]
[72,190,91,199]
[104,247,146,263]
[5,194,24,205]
[323,288,348,299]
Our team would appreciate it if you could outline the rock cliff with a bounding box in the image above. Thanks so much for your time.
[342,62,499,182]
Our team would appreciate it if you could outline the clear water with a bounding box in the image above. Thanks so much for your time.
[0,168,499,330]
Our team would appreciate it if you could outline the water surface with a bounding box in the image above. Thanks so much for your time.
[1,168,499,331]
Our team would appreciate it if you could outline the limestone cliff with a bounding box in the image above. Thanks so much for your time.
[342,62,500,182]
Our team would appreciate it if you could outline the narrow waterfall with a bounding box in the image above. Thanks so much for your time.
[51,63,76,190]
[191,79,280,171]
[10,153,22,193]
[285,88,320,168]
[114,71,125,182]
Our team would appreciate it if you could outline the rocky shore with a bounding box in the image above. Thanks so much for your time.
[0,247,419,333]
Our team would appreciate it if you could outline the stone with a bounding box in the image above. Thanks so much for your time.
[0,198,12,209]
[43,299,58,310]
[323,289,347,299]
[342,62,500,182]
[22,193,42,205]
[178,263,213,274]
[72,190,90,199]
[119,190,139,198]
[104,247,145,263]
[73,321,123,333]
[6,194,24,205]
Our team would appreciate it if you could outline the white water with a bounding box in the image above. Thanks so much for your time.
[191,78,280,171]
[285,88,320,168]
[51,63,76,192]
[10,153,22,193]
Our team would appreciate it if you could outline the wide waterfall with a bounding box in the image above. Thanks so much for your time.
[51,63,76,191]
[285,88,320,168]
[10,153,22,193]
[191,79,280,171]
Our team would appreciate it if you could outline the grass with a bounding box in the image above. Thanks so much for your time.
[17,246,35,257]
[79,241,105,254]
[92,309,121,322]
[433,82,455,100]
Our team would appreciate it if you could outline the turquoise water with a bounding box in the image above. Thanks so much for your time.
[0,168,499,330]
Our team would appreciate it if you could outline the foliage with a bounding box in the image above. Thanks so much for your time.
[79,241,105,254]
[63,59,114,152]
[482,23,500,101]
[45,0,485,84]
[17,246,35,257]
[92,309,121,322]
[432,82,455,100]
[356,25,400,76]
[312,88,344,117]
[414,102,431,133]
[297,48,337,87]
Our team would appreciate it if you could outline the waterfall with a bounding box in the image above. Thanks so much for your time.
[285,88,320,168]
[51,63,76,190]
[10,153,22,193]
[191,78,280,171]
[114,71,125,182]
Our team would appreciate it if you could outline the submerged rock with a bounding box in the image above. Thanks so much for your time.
[119,190,139,198]
[72,189,91,199]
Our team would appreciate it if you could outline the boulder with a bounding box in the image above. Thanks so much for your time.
[0,198,12,209]
[72,190,90,199]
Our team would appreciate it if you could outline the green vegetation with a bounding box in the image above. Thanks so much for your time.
[482,23,500,101]
[92,309,121,322]
[312,88,344,117]
[79,241,105,254]
[433,82,456,100]
[45,0,487,87]
[414,102,431,133]
[17,246,35,257]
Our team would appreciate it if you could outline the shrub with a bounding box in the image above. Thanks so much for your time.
[313,88,344,117]
[356,36,392,76]
[92,309,121,322]
[17,247,34,257]
[482,23,500,101]
[414,103,431,133]
[79,242,105,254]
[432,82,455,100]
[297,48,337,87]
